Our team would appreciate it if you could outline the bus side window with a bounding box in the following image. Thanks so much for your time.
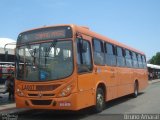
[132,52,138,68]
[105,43,116,66]
[76,38,92,73]
[142,55,146,69]
[117,47,125,67]
[125,49,132,68]
[93,38,105,65]
[137,54,143,68]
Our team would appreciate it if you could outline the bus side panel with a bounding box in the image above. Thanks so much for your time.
[138,69,148,91]
[76,89,95,110]
[105,66,118,101]
[117,67,134,97]
[93,66,117,101]
[132,68,148,93]
[77,73,95,109]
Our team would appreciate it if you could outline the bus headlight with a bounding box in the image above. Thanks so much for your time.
[58,85,73,97]
[16,88,25,97]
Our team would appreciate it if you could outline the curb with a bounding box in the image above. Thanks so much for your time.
[0,107,16,114]
[0,108,30,114]
[0,103,30,114]
[148,79,160,84]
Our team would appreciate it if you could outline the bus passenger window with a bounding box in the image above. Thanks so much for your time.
[142,56,147,69]
[93,39,105,65]
[125,50,132,68]
[105,43,116,66]
[138,54,143,68]
[76,38,92,73]
[117,47,125,67]
[132,52,138,68]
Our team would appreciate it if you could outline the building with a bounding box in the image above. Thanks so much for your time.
[0,38,16,62]
[147,64,160,80]
[0,38,16,84]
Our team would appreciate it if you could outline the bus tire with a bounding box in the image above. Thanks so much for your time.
[94,88,105,113]
[133,81,138,98]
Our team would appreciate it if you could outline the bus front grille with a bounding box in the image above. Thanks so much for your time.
[28,94,55,97]
[31,100,52,105]
[35,85,60,91]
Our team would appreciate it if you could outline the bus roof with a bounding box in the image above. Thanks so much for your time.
[19,24,145,55]
[73,25,145,55]
[19,24,73,34]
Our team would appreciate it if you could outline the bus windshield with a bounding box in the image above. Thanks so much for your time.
[16,40,73,81]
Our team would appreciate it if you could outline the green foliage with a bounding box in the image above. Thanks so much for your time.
[150,52,160,65]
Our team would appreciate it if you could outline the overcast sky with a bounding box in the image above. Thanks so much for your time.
[0,0,160,59]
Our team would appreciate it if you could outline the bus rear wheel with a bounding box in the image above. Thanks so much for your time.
[94,88,105,113]
[133,82,138,98]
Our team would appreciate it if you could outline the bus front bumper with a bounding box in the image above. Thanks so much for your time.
[15,92,79,110]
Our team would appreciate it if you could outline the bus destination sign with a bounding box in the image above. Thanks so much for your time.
[17,26,72,44]
[23,30,65,41]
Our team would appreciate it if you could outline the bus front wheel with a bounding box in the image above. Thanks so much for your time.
[94,88,105,113]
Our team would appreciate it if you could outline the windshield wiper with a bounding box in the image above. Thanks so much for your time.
[25,43,38,67]
[26,43,36,58]
[43,39,57,67]
[45,39,57,57]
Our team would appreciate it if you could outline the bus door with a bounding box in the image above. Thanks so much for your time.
[76,34,95,106]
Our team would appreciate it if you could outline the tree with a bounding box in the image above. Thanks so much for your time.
[150,52,160,65]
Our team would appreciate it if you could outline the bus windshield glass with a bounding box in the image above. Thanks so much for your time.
[16,40,73,81]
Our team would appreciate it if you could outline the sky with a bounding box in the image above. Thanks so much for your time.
[0,0,160,60]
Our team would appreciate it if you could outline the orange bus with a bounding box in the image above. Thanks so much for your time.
[15,24,148,112]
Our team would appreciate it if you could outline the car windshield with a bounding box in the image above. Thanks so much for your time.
[15,40,73,81]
